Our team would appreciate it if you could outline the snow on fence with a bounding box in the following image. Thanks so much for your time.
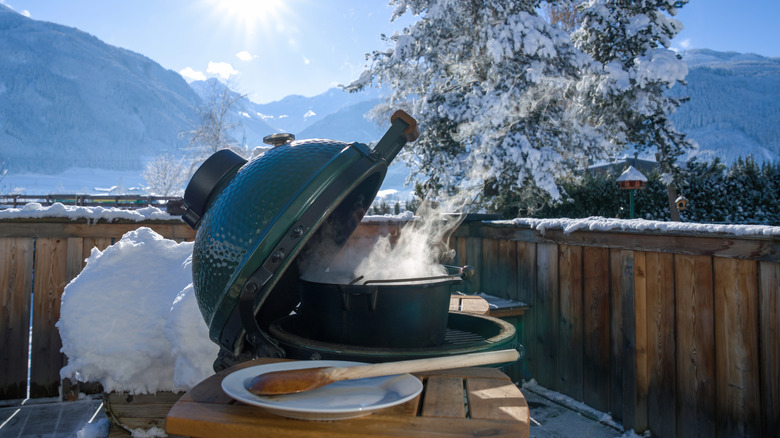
[0,194,183,211]
[0,214,777,438]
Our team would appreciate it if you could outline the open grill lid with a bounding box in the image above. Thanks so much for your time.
[183,111,418,359]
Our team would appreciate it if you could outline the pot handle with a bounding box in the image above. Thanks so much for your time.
[359,265,474,286]
[338,285,379,311]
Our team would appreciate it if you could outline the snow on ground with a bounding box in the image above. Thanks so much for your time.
[524,379,623,431]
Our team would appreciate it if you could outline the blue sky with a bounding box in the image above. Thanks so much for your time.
[3,0,779,104]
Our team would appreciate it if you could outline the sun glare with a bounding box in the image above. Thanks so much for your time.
[205,0,290,37]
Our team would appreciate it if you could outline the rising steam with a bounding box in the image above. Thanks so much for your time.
[299,189,477,285]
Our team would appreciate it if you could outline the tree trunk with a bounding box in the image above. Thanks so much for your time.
[667,185,680,221]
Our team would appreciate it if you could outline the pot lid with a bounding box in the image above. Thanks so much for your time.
[183,110,418,359]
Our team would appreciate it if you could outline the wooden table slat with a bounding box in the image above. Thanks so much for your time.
[466,378,530,423]
[421,376,465,418]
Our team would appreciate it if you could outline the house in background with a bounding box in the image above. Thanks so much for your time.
[588,153,658,176]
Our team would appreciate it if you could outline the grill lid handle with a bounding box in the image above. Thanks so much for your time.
[182,149,247,229]
[372,110,418,163]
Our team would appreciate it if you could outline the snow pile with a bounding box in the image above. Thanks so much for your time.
[75,418,110,438]
[58,227,217,394]
[502,216,780,237]
[0,202,177,222]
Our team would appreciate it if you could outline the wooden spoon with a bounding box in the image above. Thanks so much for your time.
[246,349,519,396]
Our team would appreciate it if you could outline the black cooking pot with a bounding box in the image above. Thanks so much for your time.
[297,266,474,348]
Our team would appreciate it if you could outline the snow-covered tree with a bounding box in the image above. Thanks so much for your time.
[572,0,695,220]
[142,153,189,196]
[185,78,248,171]
[348,0,614,215]
[543,0,582,32]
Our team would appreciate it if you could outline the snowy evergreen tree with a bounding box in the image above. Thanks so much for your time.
[348,0,614,215]
[677,158,727,223]
[533,157,780,225]
[572,0,695,220]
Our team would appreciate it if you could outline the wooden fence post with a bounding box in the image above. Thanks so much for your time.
[674,254,716,438]
[0,238,34,399]
[534,243,559,389]
[714,258,761,437]
[623,250,648,432]
[759,261,780,438]
[30,237,70,398]
[608,249,629,422]
[645,252,676,438]
[583,246,610,413]
[557,244,583,401]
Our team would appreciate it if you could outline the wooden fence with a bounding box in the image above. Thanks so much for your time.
[0,218,196,400]
[442,220,779,438]
[1,216,778,437]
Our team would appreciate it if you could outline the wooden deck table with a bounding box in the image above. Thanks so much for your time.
[165,357,529,438]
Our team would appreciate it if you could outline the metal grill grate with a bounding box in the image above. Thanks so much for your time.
[443,328,486,345]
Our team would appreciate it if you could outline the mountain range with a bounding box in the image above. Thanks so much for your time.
[0,5,778,195]
[670,49,780,163]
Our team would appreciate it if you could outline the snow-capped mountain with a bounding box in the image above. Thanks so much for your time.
[0,5,200,174]
[672,49,780,163]
[187,79,386,147]
[250,86,385,136]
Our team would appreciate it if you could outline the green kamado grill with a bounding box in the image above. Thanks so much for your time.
[182,111,517,371]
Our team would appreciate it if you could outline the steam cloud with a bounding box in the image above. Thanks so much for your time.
[300,190,477,285]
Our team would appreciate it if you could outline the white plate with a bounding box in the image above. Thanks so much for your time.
[220,360,423,421]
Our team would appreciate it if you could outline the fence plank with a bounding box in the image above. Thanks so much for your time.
[481,238,500,296]
[82,237,115,267]
[759,261,779,438]
[466,237,482,294]
[629,250,649,432]
[557,245,583,400]
[608,249,627,422]
[674,254,716,438]
[583,247,610,413]
[714,258,761,437]
[645,252,676,438]
[30,237,69,398]
[453,236,466,269]
[516,241,536,379]
[534,243,559,389]
[67,238,84,283]
[0,238,34,400]
[497,239,518,300]
[515,241,536,305]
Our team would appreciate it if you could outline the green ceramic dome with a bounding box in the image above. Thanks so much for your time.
[183,111,418,360]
